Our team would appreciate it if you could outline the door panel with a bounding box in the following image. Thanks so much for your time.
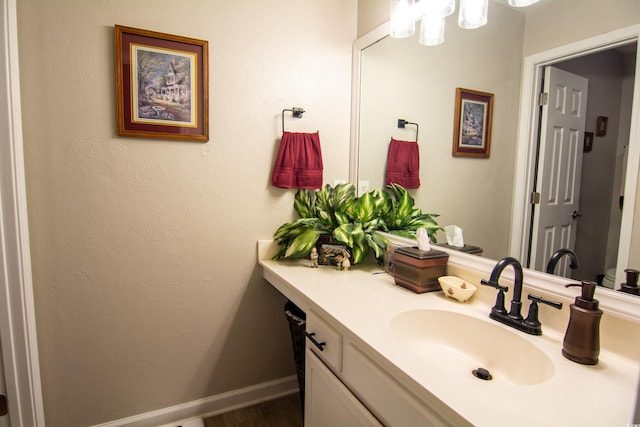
[531,66,588,277]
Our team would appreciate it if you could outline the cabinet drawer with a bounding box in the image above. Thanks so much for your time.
[343,342,467,426]
[306,310,342,372]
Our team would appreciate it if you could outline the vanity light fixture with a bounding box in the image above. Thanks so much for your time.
[458,0,489,29]
[419,13,446,46]
[390,0,540,46]
[390,0,416,38]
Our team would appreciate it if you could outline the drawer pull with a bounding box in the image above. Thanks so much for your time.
[305,331,326,351]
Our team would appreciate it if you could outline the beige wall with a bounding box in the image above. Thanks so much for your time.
[17,1,356,425]
[357,0,387,38]
[523,0,640,56]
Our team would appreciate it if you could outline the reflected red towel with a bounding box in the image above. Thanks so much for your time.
[385,138,420,189]
[271,131,323,189]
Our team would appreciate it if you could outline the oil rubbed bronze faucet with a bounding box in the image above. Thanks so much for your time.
[481,257,562,335]
[545,248,579,275]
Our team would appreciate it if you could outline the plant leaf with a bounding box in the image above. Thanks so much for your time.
[364,233,384,259]
[293,190,314,218]
[273,218,321,240]
[330,183,356,211]
[314,185,335,228]
[354,191,376,223]
[395,187,415,220]
[284,227,324,258]
[334,211,351,225]
[333,223,354,248]
[351,241,369,264]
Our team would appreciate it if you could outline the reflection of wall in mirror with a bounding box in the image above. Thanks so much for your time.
[356,0,640,268]
[358,4,524,260]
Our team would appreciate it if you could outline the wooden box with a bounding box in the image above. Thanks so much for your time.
[393,247,448,294]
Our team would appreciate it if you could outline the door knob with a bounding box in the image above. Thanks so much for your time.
[572,210,583,219]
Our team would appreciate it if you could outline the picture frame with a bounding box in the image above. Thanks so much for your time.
[596,116,608,137]
[115,25,208,142]
[452,88,494,158]
[584,131,594,152]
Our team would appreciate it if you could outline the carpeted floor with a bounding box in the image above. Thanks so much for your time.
[203,393,303,427]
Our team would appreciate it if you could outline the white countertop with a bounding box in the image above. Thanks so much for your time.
[258,241,639,427]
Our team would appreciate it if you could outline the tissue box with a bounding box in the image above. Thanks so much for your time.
[393,247,448,294]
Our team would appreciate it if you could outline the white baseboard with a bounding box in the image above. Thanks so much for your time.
[93,375,299,427]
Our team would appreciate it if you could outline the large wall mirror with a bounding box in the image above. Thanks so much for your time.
[350,1,640,301]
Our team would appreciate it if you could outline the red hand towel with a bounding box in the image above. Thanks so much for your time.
[385,138,420,189]
[271,131,323,189]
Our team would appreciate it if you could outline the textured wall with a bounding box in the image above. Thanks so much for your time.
[17,1,356,425]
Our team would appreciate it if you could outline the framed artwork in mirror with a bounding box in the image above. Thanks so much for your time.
[452,88,493,158]
[115,25,208,142]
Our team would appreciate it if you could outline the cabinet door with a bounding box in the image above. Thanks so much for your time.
[305,348,382,427]
[342,343,468,426]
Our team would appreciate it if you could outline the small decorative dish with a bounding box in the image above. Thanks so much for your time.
[438,276,477,302]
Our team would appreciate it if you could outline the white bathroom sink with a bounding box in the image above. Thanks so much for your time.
[390,309,555,386]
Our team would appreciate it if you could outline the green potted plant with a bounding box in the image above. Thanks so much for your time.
[273,183,441,264]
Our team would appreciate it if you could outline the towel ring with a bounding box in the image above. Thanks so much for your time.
[397,119,419,142]
[282,107,305,132]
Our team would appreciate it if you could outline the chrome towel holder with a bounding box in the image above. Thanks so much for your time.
[282,107,305,132]
[397,118,419,142]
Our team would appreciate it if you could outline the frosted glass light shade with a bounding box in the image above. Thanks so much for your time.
[508,0,540,6]
[390,0,416,38]
[419,14,445,46]
[458,0,488,29]
[435,0,456,17]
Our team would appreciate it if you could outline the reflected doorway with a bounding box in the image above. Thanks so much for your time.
[526,42,637,285]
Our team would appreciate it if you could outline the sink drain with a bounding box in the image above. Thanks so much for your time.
[472,367,492,381]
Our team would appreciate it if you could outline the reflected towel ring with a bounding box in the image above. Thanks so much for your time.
[397,119,419,142]
[282,107,305,132]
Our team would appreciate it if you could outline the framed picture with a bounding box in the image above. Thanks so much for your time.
[452,88,494,158]
[584,131,594,152]
[115,25,208,142]
[596,116,608,137]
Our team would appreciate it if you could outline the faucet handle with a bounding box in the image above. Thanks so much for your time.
[528,294,563,310]
[481,280,508,316]
[480,279,508,292]
[524,294,563,333]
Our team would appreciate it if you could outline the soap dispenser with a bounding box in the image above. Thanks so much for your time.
[562,281,602,365]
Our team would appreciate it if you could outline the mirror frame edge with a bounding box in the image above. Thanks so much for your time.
[350,21,390,187]
[352,23,640,321]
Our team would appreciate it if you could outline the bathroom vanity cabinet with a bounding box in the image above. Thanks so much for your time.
[259,240,639,426]
[305,309,460,426]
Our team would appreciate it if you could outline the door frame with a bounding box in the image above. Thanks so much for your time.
[0,0,45,424]
[510,24,640,289]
